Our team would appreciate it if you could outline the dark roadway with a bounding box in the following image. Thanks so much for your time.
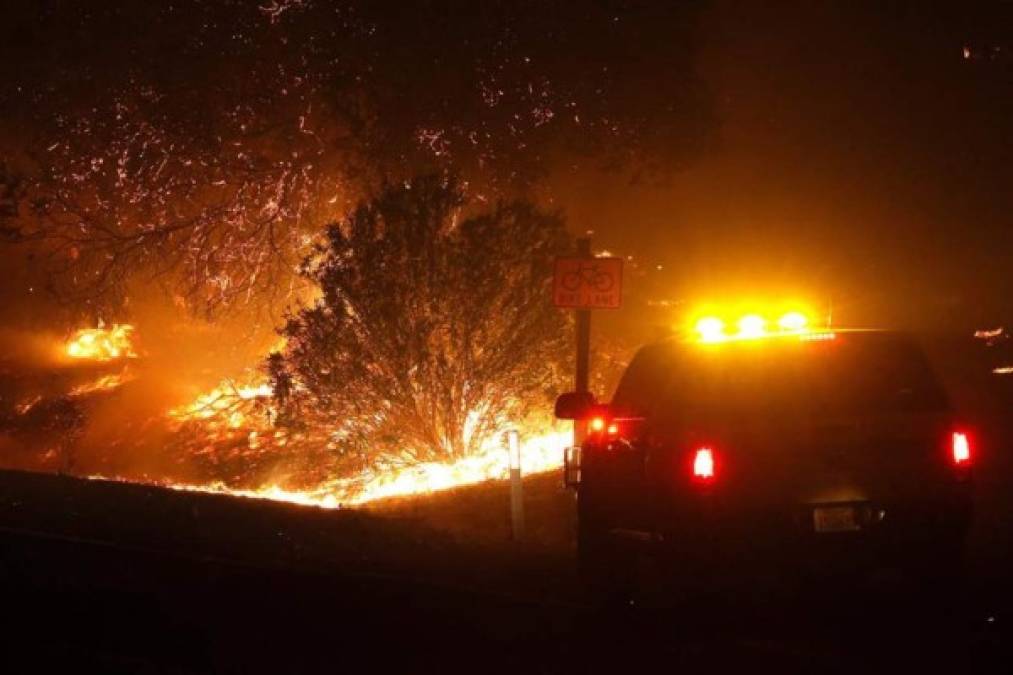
[0,463,1012,674]
[2,341,1013,674]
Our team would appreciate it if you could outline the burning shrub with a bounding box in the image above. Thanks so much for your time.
[268,176,570,463]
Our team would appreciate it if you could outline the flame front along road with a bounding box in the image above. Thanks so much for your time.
[58,323,569,507]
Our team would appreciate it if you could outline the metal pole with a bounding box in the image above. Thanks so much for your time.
[505,429,524,541]
[574,237,592,447]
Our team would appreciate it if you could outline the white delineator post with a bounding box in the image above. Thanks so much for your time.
[504,429,524,541]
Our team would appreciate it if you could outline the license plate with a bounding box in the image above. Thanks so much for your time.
[813,506,860,533]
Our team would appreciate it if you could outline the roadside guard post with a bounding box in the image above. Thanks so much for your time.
[504,429,524,541]
[553,238,623,449]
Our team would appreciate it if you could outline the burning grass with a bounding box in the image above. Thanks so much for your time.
[147,377,569,507]
[68,372,135,397]
[90,424,569,508]
[29,323,572,509]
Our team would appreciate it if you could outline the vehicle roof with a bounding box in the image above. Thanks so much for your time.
[669,327,899,345]
[636,329,928,372]
[612,329,950,416]
[630,328,917,365]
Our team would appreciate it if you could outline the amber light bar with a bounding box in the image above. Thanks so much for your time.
[693,310,829,344]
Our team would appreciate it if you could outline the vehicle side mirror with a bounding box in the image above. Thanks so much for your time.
[554,391,597,420]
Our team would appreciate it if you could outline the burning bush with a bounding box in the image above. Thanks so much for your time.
[268,176,571,464]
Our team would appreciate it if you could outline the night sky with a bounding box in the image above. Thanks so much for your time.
[2,1,1013,338]
[565,1,1013,335]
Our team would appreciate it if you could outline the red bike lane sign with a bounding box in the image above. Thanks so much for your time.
[553,257,623,309]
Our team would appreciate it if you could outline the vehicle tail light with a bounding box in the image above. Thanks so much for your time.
[587,416,642,442]
[693,447,715,481]
[952,431,971,466]
[587,416,617,438]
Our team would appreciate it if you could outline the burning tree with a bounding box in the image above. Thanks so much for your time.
[268,176,570,462]
[1,1,710,319]
[0,1,712,502]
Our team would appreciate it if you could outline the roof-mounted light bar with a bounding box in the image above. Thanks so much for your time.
[693,310,829,343]
[695,317,726,343]
[777,311,808,332]
[737,314,767,339]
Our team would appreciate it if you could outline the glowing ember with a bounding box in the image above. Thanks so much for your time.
[65,324,137,361]
[165,481,342,509]
[15,395,43,415]
[168,379,274,430]
[975,327,1005,339]
[69,372,134,397]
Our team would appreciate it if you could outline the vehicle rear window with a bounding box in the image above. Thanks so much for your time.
[611,343,675,413]
[613,333,949,419]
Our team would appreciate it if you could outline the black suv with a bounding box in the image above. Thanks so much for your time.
[556,330,973,598]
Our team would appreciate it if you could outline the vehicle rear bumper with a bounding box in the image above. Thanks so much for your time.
[622,494,972,574]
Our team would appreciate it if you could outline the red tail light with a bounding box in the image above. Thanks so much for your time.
[952,431,971,466]
[588,416,641,442]
[693,447,715,481]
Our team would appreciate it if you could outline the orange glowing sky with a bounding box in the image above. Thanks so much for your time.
[550,2,1013,337]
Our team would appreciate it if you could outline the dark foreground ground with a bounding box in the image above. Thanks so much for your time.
[3,338,1013,673]
[0,461,1012,675]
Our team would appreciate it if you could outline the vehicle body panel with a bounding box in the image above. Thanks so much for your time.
[577,330,972,575]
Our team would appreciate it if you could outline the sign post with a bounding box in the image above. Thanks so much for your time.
[553,239,623,447]
[573,239,592,446]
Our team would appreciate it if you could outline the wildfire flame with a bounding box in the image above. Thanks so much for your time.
[59,324,569,510]
[15,395,43,415]
[155,374,570,507]
[68,372,135,397]
[65,324,137,361]
[168,380,275,430]
[342,428,570,505]
[92,425,569,508]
